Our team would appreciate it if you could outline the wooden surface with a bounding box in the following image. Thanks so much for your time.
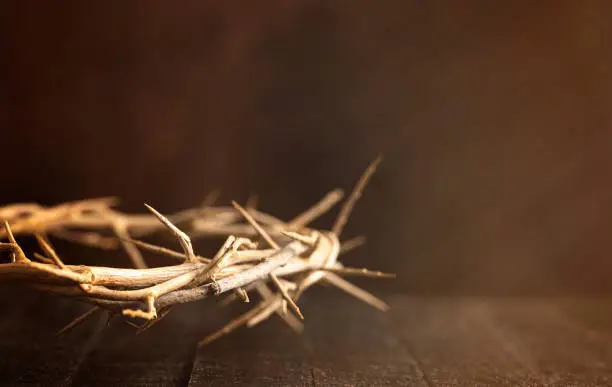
[1,291,612,386]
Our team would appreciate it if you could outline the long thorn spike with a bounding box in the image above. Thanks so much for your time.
[232,201,279,249]
[332,156,382,237]
[144,204,197,263]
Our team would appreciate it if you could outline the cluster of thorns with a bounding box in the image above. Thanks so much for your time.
[0,158,393,347]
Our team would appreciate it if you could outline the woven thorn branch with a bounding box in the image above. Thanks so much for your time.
[0,157,393,346]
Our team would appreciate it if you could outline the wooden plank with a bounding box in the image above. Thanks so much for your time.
[0,289,107,385]
[482,298,612,386]
[189,291,426,386]
[6,293,612,385]
[188,310,312,387]
[72,301,205,386]
[390,296,541,386]
[301,292,427,387]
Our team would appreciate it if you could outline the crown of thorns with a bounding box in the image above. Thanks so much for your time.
[0,158,393,347]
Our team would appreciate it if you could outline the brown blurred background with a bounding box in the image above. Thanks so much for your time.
[3,1,612,295]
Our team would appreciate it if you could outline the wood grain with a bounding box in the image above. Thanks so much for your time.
[2,293,612,385]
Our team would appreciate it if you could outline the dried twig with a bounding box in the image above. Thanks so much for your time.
[0,157,391,347]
